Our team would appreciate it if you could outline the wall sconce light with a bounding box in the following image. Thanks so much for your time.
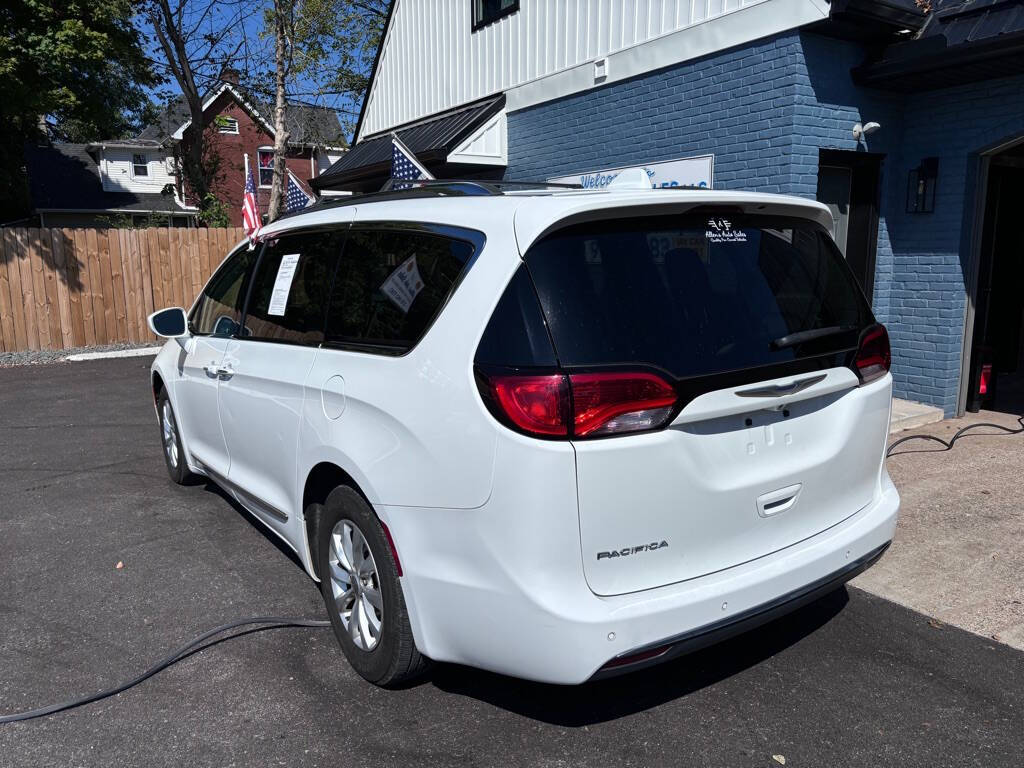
[852,121,881,140]
[906,157,938,214]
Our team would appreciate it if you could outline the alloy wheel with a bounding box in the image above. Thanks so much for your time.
[328,520,384,651]
[162,401,179,468]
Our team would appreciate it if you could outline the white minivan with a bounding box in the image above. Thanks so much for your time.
[148,179,899,686]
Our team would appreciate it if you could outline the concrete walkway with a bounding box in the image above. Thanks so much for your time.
[889,397,944,433]
[855,408,1024,650]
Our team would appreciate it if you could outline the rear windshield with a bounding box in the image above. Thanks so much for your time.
[523,214,873,379]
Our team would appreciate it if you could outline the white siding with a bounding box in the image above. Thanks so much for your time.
[316,149,347,175]
[100,148,176,194]
[360,0,827,139]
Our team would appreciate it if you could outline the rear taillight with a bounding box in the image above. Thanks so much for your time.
[481,370,677,439]
[489,374,570,436]
[570,372,678,436]
[854,324,891,384]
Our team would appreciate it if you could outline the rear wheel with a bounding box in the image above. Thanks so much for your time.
[157,391,194,485]
[315,486,428,686]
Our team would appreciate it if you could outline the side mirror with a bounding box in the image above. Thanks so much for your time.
[148,307,189,345]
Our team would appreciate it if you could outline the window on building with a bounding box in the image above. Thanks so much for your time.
[218,116,239,134]
[132,153,149,177]
[472,0,518,30]
[324,227,476,354]
[242,230,345,345]
[258,148,274,187]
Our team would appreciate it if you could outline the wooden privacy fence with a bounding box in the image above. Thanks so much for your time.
[0,227,246,353]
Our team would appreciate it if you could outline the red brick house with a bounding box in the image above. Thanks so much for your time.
[143,81,347,226]
[23,79,346,229]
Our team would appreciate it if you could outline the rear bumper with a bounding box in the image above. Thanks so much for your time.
[591,540,890,680]
[382,472,899,685]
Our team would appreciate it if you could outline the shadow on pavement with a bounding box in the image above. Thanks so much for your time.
[195,474,853,728]
[427,587,850,727]
[199,480,308,573]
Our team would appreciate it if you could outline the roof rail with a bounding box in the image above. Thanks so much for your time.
[381,178,582,194]
[276,177,584,222]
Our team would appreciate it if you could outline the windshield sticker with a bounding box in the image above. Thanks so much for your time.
[267,253,300,316]
[705,218,747,243]
[380,254,425,314]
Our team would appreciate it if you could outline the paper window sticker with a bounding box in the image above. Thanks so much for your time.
[379,254,425,314]
[267,253,301,316]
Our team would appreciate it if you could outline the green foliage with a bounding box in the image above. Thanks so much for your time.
[95,211,174,229]
[197,193,231,228]
[289,0,389,138]
[0,0,158,215]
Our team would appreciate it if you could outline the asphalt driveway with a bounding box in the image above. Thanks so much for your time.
[0,358,1021,767]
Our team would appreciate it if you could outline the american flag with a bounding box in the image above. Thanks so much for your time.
[391,134,434,188]
[286,172,313,213]
[241,161,260,240]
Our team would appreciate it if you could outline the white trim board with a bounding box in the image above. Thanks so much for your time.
[171,83,276,140]
[447,110,508,167]
[505,0,827,115]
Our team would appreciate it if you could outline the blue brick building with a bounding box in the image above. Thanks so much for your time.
[318,0,1024,417]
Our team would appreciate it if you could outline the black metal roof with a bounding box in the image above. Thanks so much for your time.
[854,0,1024,90]
[23,143,192,215]
[311,95,506,191]
[813,0,927,42]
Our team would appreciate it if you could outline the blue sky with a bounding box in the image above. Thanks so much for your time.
[135,3,369,138]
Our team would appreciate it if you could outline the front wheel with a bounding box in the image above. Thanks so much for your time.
[157,391,195,485]
[315,486,429,686]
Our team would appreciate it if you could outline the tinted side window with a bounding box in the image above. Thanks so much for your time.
[475,265,557,368]
[324,228,474,353]
[191,245,259,337]
[242,230,344,345]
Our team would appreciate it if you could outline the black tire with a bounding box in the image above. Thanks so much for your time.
[157,391,195,485]
[315,486,429,687]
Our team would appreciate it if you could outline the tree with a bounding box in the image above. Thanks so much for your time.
[289,0,389,139]
[0,0,157,217]
[257,0,387,222]
[140,0,248,213]
[265,0,295,223]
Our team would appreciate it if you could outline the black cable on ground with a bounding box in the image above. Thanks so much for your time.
[0,616,330,724]
[4,416,1021,723]
[886,415,1024,458]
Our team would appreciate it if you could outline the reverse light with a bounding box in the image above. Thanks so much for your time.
[570,372,678,436]
[481,370,678,439]
[854,324,891,384]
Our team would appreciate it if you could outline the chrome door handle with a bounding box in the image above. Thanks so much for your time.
[202,362,234,380]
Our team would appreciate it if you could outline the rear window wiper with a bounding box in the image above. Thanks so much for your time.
[770,325,858,350]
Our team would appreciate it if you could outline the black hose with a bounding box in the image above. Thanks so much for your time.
[886,415,1024,458]
[0,616,331,724]
[4,416,1021,723]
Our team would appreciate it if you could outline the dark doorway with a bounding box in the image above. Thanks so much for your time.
[966,143,1024,414]
[816,150,883,302]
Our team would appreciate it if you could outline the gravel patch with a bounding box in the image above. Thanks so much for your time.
[0,342,157,368]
